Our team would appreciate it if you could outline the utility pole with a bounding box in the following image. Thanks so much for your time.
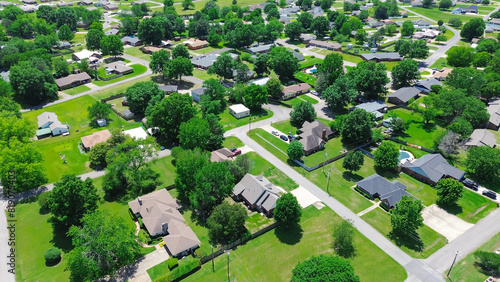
[227,252,230,282]
[211,245,214,272]
[326,171,331,195]
[447,250,460,277]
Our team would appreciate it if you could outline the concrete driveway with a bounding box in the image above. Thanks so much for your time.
[422,204,473,242]
[291,186,322,208]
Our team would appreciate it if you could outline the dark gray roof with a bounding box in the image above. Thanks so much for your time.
[361,52,402,61]
[233,173,281,210]
[403,154,465,183]
[190,54,219,68]
[381,189,413,208]
[413,19,430,26]
[121,36,141,44]
[465,129,496,148]
[291,51,304,61]
[357,174,412,208]
[350,100,387,115]
[414,78,442,93]
[388,87,421,103]
[158,85,178,92]
[191,87,205,96]
[247,44,274,54]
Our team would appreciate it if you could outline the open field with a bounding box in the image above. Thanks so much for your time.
[184,206,407,282]
[449,231,500,281]
[92,64,148,86]
[406,7,483,23]
[361,207,447,259]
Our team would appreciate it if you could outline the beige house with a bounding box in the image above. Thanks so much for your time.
[81,130,111,151]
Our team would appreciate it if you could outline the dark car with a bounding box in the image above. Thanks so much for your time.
[280,135,288,141]
[462,178,478,190]
[230,148,237,152]
[482,190,497,200]
[288,135,296,141]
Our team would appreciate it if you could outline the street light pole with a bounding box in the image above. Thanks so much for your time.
[447,251,460,277]
[211,245,214,273]
[326,171,331,195]
[227,252,230,282]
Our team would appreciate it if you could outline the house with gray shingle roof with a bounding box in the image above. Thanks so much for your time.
[465,129,496,148]
[487,98,500,130]
[233,173,282,216]
[349,101,387,120]
[402,154,465,186]
[356,174,414,209]
[191,87,206,103]
[247,44,274,54]
[414,78,442,94]
[298,120,334,155]
[387,87,421,105]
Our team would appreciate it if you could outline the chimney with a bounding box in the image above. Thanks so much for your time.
[322,129,326,140]
[138,198,142,205]
[257,175,263,181]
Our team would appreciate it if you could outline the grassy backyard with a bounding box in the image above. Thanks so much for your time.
[449,232,500,281]
[361,207,447,259]
[124,47,152,62]
[184,206,407,282]
[192,68,218,81]
[219,107,273,131]
[62,85,91,95]
[429,57,450,70]
[92,64,148,86]
[23,95,140,184]
[247,151,299,192]
[285,95,319,107]
[315,49,364,64]
[223,136,245,149]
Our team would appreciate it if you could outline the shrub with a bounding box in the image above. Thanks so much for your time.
[154,257,201,282]
[44,247,61,263]
[138,217,145,229]
[37,191,52,213]
[194,248,205,257]
[138,229,150,245]
[167,258,179,270]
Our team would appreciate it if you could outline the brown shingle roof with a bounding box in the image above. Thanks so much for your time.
[55,72,91,88]
[283,83,311,95]
[81,129,111,150]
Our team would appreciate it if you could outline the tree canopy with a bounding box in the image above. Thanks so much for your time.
[342,150,364,172]
[460,18,485,42]
[340,109,375,143]
[274,193,302,228]
[391,59,420,89]
[288,140,305,160]
[332,219,356,258]
[374,141,400,170]
[243,83,268,110]
[322,75,359,111]
[466,146,500,183]
[125,81,165,115]
[436,178,463,205]
[270,46,300,81]
[390,195,424,237]
[348,61,389,99]
[290,101,316,128]
[207,202,248,244]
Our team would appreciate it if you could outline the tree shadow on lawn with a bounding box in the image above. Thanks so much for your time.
[419,122,437,133]
[275,225,303,245]
[437,202,463,216]
[374,167,399,181]
[388,231,424,253]
[342,171,364,183]
[50,223,74,253]
[473,261,500,278]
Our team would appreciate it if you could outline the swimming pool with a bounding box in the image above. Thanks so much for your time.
[308,68,317,74]
[398,151,411,162]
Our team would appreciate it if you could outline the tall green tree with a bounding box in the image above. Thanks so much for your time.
[401,20,415,37]
[284,21,304,41]
[254,53,271,77]
[85,29,104,50]
[100,35,124,57]
[310,16,330,37]
[208,53,235,80]
[374,141,399,170]
[340,109,375,143]
[436,178,463,205]
[55,7,78,30]
[290,101,316,128]
[49,175,100,228]
[172,44,190,59]
[297,12,313,30]
[391,195,424,237]
[270,46,299,81]
[207,202,248,244]
[147,93,198,143]
[342,150,364,172]
[348,61,389,99]
[332,219,356,258]
[58,24,74,41]
[322,75,358,111]
[67,210,140,282]
[9,60,58,104]
[391,59,420,89]
[200,78,227,115]
[274,193,302,228]
[460,18,485,42]
[466,146,500,183]
[54,58,70,78]
[265,78,283,99]
[318,53,344,86]
[149,49,170,74]
[174,148,210,201]
[87,101,112,123]
[164,57,193,81]
[243,84,268,110]
[125,81,165,115]
[178,117,211,150]
[291,255,359,282]
[446,47,474,67]
[288,140,305,160]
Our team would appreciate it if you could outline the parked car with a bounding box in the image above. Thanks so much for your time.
[288,135,296,141]
[462,178,478,190]
[310,90,318,96]
[280,135,288,141]
[230,148,237,152]
[271,131,279,136]
[232,149,242,156]
[482,190,497,200]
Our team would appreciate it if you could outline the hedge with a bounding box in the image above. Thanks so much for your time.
[167,258,178,270]
[153,257,201,282]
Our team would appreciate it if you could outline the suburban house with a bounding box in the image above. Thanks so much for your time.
[282,83,311,100]
[487,98,500,130]
[104,61,134,75]
[158,85,178,94]
[79,0,94,5]
[57,2,74,6]
[141,46,162,54]
[368,19,383,28]
[413,29,440,39]
[105,28,120,36]
[210,148,234,162]
[22,0,36,3]
[80,129,111,151]
[410,0,422,6]
[387,87,421,105]
[414,78,442,94]
[229,104,250,119]
[233,173,282,217]
[433,68,453,81]
[184,38,209,50]
[381,19,395,25]
[104,2,118,10]
[191,87,206,103]
[300,33,317,43]
[361,52,402,62]
[299,120,334,155]
[413,19,431,28]
[72,50,102,62]
[465,129,497,148]
[349,100,387,120]
[307,40,342,51]
[20,6,35,13]
[55,72,91,90]
[37,112,69,137]
[128,189,201,257]
[356,174,414,210]
[402,154,465,186]
[247,44,274,54]
[291,51,305,61]
[191,54,219,70]
[462,5,479,13]
[121,36,142,47]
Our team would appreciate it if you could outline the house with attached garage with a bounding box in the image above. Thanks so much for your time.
[299,120,334,155]
[361,52,402,62]
[402,154,465,186]
[465,129,496,148]
[129,189,201,257]
[37,112,69,137]
[184,38,209,50]
[282,83,311,100]
[121,36,142,47]
[104,61,134,75]
[349,100,387,120]
[80,130,111,151]
[356,174,415,210]
[247,44,274,54]
[233,173,282,217]
[413,19,431,28]
[55,72,91,90]
[307,40,342,51]
[387,87,420,105]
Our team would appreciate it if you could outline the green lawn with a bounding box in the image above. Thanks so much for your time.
[223,136,245,149]
[219,107,273,131]
[300,94,319,104]
[315,49,363,64]
[151,156,177,188]
[23,95,132,184]
[106,97,129,114]
[406,7,481,23]
[124,46,152,62]
[251,128,289,155]
[92,64,148,86]
[90,74,156,100]
[388,108,445,149]
[192,68,218,81]
[449,232,500,281]
[184,206,407,282]
[361,207,447,259]
[71,33,87,45]
[62,85,91,95]
[294,72,316,85]
[190,46,225,55]
[302,137,355,167]
[429,57,450,70]
[299,56,323,69]
[247,151,299,192]
[271,120,298,136]
[382,61,399,71]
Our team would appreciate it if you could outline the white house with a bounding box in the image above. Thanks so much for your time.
[229,104,250,119]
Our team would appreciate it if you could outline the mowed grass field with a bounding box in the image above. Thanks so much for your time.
[184,206,407,282]
[23,95,141,184]
[406,7,484,23]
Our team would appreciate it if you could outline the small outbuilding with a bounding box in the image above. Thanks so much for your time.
[229,104,250,119]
